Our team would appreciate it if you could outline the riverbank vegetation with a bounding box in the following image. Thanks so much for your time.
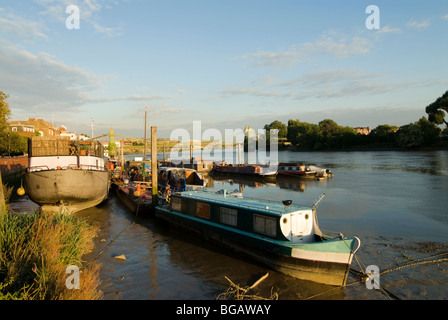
[0,208,102,300]
[264,90,448,151]
[0,91,27,156]
[263,116,445,151]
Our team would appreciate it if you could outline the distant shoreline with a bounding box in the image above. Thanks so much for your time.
[121,140,448,155]
[285,141,448,152]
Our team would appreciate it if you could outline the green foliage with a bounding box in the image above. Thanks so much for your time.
[0,211,101,300]
[426,90,448,127]
[0,91,11,132]
[278,115,442,150]
[395,117,441,148]
[287,120,320,149]
[370,124,398,143]
[286,119,363,150]
[0,131,28,156]
[0,91,27,155]
[264,120,287,140]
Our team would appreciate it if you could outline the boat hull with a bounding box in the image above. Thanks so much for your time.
[156,206,357,286]
[24,169,109,213]
[112,182,155,215]
[213,164,277,178]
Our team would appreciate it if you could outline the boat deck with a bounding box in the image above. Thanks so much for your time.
[176,190,312,215]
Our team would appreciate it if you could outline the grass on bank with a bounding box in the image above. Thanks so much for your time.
[0,209,102,300]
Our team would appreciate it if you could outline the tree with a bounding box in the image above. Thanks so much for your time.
[264,120,287,140]
[0,91,11,132]
[0,91,27,155]
[426,90,448,128]
[370,124,398,143]
[318,119,339,139]
[287,119,320,148]
[395,117,441,148]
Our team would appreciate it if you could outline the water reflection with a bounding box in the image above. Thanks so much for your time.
[10,150,448,300]
[78,196,348,300]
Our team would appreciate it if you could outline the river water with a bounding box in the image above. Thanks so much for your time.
[11,150,448,300]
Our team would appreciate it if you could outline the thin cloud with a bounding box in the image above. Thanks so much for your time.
[0,8,48,40]
[221,88,284,98]
[234,33,372,68]
[0,44,169,115]
[33,0,123,37]
[0,44,100,113]
[377,25,402,35]
[275,68,384,88]
[87,94,171,104]
[407,19,430,30]
[221,68,399,102]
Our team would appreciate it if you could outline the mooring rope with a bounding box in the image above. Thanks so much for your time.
[82,221,136,270]
[303,239,448,300]
[379,253,448,277]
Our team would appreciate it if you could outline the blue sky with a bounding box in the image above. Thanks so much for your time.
[1,0,447,138]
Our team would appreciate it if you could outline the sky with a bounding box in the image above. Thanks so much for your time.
[1,0,447,139]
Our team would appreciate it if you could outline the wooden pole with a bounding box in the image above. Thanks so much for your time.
[238,143,242,165]
[143,105,147,160]
[121,141,124,171]
[151,126,158,204]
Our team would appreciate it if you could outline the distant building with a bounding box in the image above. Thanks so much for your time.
[9,118,59,137]
[354,127,371,135]
[59,125,78,140]
[8,123,36,138]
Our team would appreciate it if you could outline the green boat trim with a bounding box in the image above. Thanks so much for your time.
[155,190,361,285]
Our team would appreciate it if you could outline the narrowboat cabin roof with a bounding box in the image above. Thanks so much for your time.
[172,190,313,216]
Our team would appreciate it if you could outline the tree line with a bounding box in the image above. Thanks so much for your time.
[1,89,447,156]
[0,91,28,156]
[263,90,448,150]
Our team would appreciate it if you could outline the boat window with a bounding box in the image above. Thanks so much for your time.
[196,202,210,219]
[253,215,276,237]
[171,197,182,212]
[220,207,237,227]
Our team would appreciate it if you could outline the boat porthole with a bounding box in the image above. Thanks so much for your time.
[283,218,288,224]
[305,214,309,220]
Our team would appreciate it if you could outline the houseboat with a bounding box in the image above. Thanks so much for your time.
[111,179,155,215]
[277,163,333,179]
[24,136,109,214]
[158,167,206,192]
[155,190,360,286]
[213,162,277,178]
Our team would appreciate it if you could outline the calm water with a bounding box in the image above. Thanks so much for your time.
[11,150,448,300]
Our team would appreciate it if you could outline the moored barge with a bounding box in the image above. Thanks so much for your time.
[213,162,277,178]
[277,163,333,180]
[23,136,109,214]
[111,179,155,215]
[155,190,360,286]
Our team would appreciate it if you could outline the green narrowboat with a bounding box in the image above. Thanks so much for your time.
[155,190,360,286]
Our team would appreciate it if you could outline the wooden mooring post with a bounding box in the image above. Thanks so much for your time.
[151,126,158,205]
